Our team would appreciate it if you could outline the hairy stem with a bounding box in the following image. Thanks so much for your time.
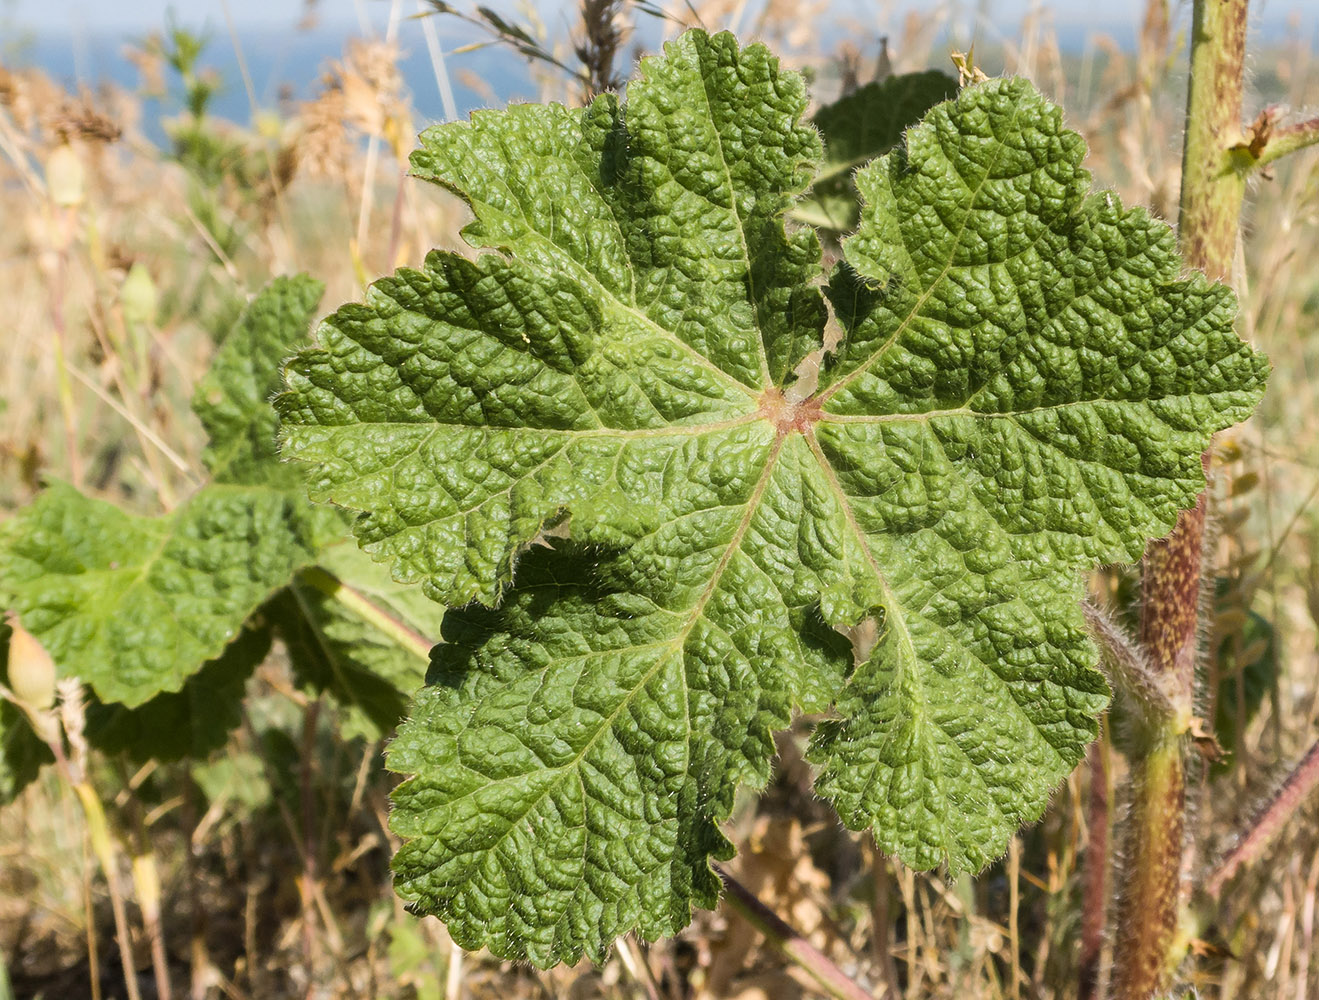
[1173,1,1248,284]
[1255,116,1319,166]
[1083,601,1177,727]
[1207,738,1319,897]
[1110,737,1191,997]
[1229,109,1319,170]
[1111,1,1250,996]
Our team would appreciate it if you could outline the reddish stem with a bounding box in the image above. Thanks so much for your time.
[1079,736,1111,1000]
[1208,738,1319,898]
[299,699,321,1000]
[1111,0,1250,995]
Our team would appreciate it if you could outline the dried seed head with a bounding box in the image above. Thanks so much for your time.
[5,617,57,711]
[48,101,122,144]
[46,144,85,207]
[120,262,159,328]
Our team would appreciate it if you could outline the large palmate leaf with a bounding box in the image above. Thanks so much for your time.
[277,30,1267,965]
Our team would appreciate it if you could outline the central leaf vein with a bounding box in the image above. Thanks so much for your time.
[802,429,951,852]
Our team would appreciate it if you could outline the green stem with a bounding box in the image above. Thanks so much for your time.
[1112,1,1251,996]
[1174,0,1249,283]
[295,566,435,662]
[73,781,145,1000]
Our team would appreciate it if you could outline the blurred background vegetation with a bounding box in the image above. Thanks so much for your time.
[1,1,1318,997]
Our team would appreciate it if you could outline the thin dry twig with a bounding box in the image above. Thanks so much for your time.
[714,863,873,1000]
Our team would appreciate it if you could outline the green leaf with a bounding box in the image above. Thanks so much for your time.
[194,274,325,486]
[389,536,851,964]
[796,70,959,232]
[191,749,270,812]
[278,32,1267,965]
[0,700,50,805]
[85,623,272,763]
[0,277,338,715]
[806,77,1266,869]
[189,271,430,731]
[272,543,443,738]
[1212,579,1278,771]
[0,482,317,707]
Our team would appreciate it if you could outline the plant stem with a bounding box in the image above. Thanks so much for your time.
[868,843,901,997]
[613,935,661,1000]
[119,770,172,1000]
[1255,116,1319,166]
[444,936,463,1000]
[1006,838,1021,1000]
[1110,736,1191,997]
[73,781,144,1000]
[181,774,210,1000]
[1207,738,1319,897]
[296,566,435,661]
[81,831,103,1000]
[1174,1,1249,284]
[713,863,872,1000]
[1112,1,1250,996]
[1078,733,1110,1000]
[299,698,322,1000]
[48,205,83,490]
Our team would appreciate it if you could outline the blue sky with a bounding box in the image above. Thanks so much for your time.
[6,0,383,32]
[5,0,1316,86]
[3,0,1157,34]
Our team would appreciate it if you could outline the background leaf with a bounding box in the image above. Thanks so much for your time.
[0,482,317,706]
[85,623,272,763]
[0,278,329,710]
[795,69,959,233]
[194,274,326,486]
[273,543,443,738]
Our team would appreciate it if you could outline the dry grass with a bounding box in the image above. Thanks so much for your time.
[2,2,1319,998]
